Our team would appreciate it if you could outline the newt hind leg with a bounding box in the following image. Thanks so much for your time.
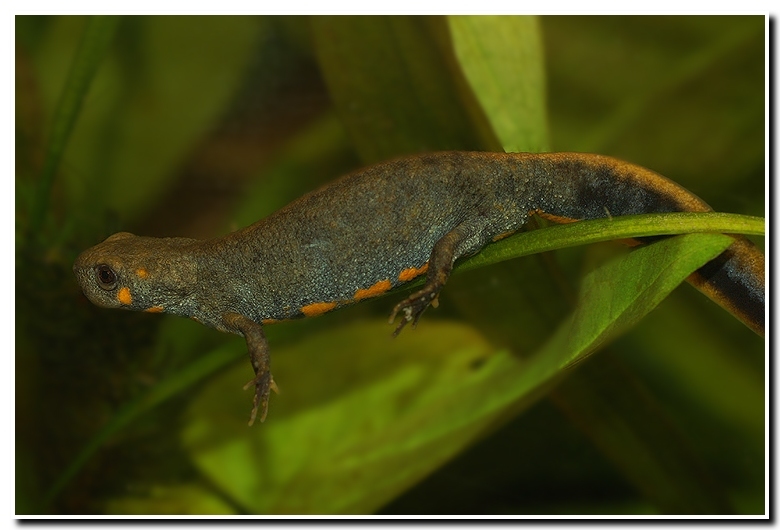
[389,225,473,336]
[223,312,279,425]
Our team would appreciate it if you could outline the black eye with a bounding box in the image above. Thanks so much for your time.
[95,264,118,290]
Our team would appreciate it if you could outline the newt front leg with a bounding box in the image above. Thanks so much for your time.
[223,312,279,425]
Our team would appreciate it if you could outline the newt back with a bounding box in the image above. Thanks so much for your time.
[74,151,765,424]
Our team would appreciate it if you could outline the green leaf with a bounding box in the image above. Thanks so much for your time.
[182,320,519,514]
[28,15,119,238]
[540,233,743,514]
[538,233,733,369]
[448,15,549,152]
[460,212,764,274]
[311,16,501,162]
[451,218,761,514]
[65,16,260,223]
[181,233,731,514]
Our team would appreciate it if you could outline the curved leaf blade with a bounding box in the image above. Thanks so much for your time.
[539,233,734,370]
[182,321,521,514]
[461,212,764,274]
[181,233,733,514]
[311,16,500,162]
[448,15,549,152]
[29,15,119,238]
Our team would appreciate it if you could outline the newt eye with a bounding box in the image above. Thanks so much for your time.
[95,264,118,290]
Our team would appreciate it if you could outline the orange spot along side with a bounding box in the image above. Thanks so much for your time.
[300,301,338,318]
[397,263,429,283]
[353,279,392,301]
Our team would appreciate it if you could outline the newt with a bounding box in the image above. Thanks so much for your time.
[73,151,765,425]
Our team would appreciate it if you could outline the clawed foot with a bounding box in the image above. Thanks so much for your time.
[388,289,439,336]
[243,370,280,426]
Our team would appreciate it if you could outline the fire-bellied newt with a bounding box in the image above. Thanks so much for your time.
[73,151,765,425]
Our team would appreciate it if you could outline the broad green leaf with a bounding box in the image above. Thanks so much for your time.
[182,320,520,514]
[311,16,501,162]
[538,233,732,369]
[476,234,739,511]
[458,216,760,514]
[181,233,731,514]
[448,16,549,153]
[64,16,260,223]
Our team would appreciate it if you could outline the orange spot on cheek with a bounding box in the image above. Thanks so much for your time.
[354,279,392,301]
[144,306,164,313]
[136,268,148,279]
[398,263,429,283]
[300,301,337,318]
[117,287,132,305]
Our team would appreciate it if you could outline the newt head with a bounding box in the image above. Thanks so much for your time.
[73,232,199,316]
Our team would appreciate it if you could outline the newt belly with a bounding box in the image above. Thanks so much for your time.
[73,151,765,425]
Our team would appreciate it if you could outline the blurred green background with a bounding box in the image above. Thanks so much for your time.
[15,15,765,515]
